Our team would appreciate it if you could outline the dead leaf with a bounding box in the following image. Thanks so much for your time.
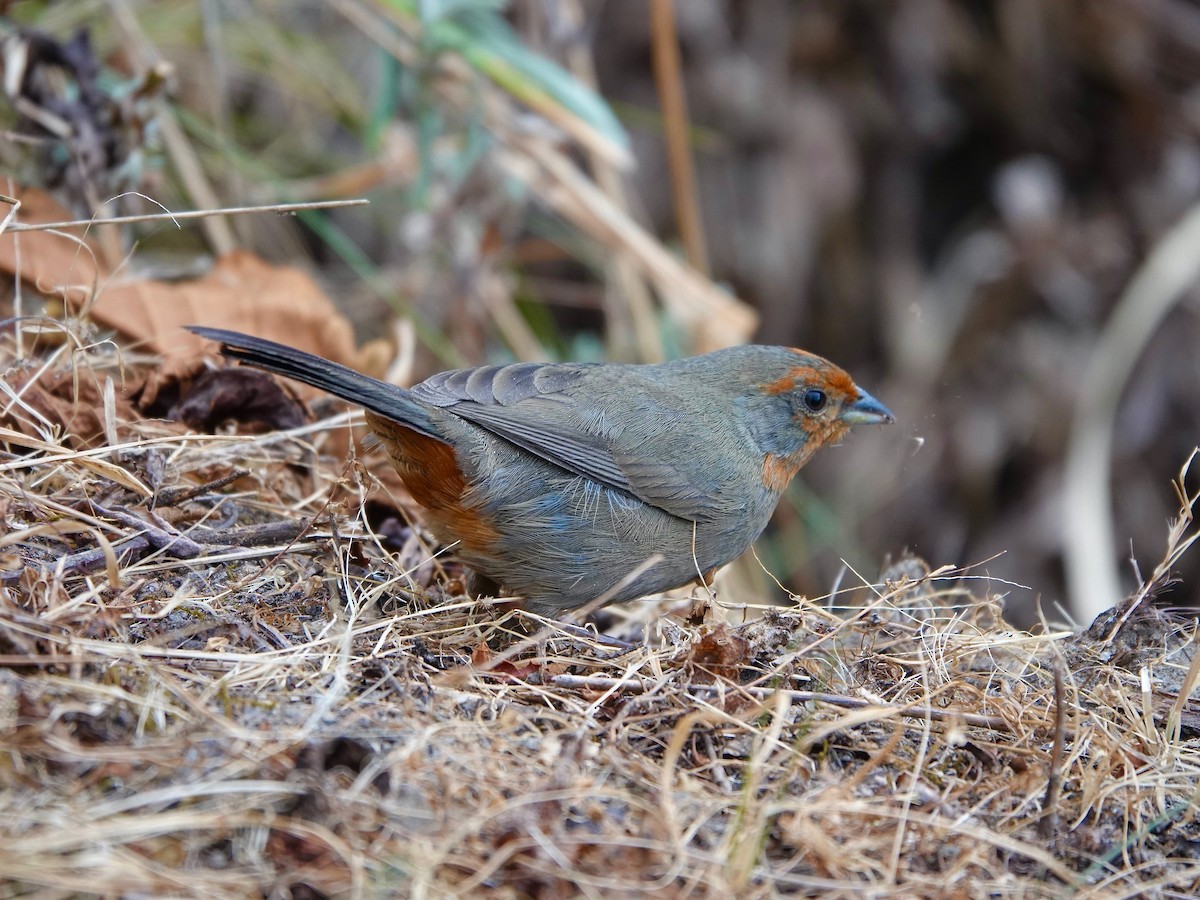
[170,367,307,432]
[486,659,545,682]
[0,426,152,497]
[81,250,363,406]
[684,623,752,682]
[1,368,137,448]
[0,186,104,313]
[471,642,492,666]
[89,250,356,360]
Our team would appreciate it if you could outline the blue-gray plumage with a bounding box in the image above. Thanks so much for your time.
[188,326,893,615]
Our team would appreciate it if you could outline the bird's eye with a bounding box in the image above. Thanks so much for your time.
[802,388,828,412]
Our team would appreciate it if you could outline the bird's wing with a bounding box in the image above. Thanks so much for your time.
[410,361,723,522]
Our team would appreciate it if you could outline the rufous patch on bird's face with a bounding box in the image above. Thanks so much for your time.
[761,452,805,493]
[801,416,852,448]
[760,361,858,401]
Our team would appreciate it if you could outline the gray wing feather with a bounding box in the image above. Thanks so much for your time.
[412,362,633,489]
[410,361,655,505]
[409,360,724,522]
[452,402,636,493]
[411,362,590,407]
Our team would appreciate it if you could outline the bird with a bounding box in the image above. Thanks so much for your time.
[188,326,894,615]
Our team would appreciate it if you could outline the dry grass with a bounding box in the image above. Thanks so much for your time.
[2,328,1199,898]
[5,4,1200,895]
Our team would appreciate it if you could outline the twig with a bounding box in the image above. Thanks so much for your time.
[152,470,250,508]
[91,503,202,559]
[1038,656,1067,839]
[546,674,1022,732]
[649,0,708,275]
[4,199,369,233]
[0,535,150,583]
[195,519,314,548]
[0,517,317,585]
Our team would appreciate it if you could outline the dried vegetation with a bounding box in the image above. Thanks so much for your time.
[2,330,1199,894]
[2,1,1200,896]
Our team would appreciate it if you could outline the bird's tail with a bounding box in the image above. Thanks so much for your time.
[187,326,439,438]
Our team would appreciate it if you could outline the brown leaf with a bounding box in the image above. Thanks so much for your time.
[83,250,362,406]
[171,367,307,432]
[487,659,544,681]
[0,186,105,313]
[1,368,138,448]
[684,623,752,682]
[470,642,492,666]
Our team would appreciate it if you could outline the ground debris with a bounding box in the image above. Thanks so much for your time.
[2,334,1199,897]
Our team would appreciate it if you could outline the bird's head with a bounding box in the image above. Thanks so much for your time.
[719,346,893,484]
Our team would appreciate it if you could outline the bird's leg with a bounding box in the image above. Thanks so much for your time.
[681,565,721,625]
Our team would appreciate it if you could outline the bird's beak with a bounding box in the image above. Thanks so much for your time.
[842,389,895,426]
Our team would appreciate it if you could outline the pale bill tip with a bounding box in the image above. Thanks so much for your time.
[843,390,895,426]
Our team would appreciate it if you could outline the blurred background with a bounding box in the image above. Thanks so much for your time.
[4,0,1199,625]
